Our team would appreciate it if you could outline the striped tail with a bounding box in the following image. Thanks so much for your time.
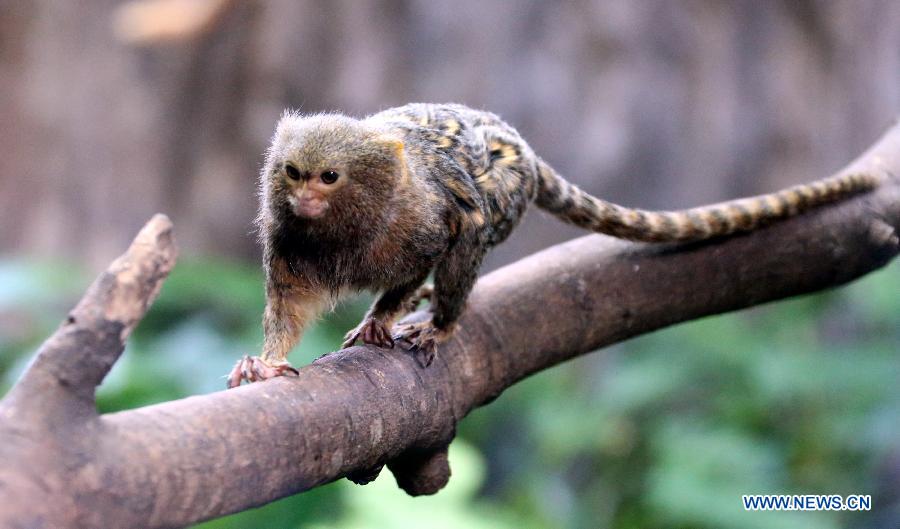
[535,161,879,243]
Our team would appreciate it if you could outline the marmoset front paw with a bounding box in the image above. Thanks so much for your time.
[226,355,299,388]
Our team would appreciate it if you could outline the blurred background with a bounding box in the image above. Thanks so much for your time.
[1,1,899,528]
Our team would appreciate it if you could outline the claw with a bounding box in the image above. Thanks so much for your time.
[392,319,442,367]
[343,317,394,349]
[341,329,361,349]
[226,356,298,388]
[411,340,436,368]
[227,355,249,388]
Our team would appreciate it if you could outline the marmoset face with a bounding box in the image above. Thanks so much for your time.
[278,161,347,219]
[263,112,405,222]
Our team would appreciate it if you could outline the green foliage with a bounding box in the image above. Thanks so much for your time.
[0,257,897,529]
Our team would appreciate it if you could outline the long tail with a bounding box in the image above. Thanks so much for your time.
[534,161,879,242]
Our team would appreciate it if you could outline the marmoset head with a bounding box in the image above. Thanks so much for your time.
[261,111,406,225]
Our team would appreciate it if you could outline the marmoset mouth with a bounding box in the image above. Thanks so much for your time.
[290,197,329,219]
[285,188,329,219]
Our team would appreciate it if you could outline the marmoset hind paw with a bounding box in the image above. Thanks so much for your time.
[392,320,445,367]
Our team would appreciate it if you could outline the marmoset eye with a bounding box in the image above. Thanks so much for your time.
[285,164,301,181]
[321,170,339,184]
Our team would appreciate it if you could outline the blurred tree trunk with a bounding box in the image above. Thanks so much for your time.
[0,0,898,267]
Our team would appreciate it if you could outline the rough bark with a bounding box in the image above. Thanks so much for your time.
[0,122,898,528]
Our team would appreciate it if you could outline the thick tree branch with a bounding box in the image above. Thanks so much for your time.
[6,215,177,412]
[1,122,898,528]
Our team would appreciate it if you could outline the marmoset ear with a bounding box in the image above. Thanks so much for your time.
[377,135,405,160]
[375,134,409,184]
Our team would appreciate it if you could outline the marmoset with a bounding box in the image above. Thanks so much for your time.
[227,103,877,387]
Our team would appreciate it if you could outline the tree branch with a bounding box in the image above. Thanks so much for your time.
[1,122,898,528]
